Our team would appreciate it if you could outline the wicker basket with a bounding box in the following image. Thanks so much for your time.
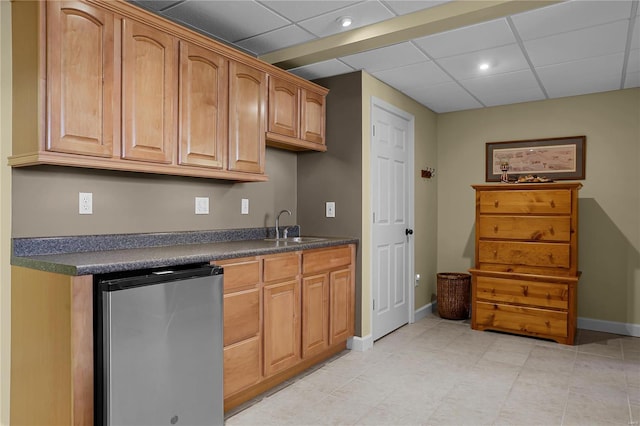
[437,273,471,320]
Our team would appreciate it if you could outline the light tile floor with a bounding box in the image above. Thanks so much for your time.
[225,314,640,425]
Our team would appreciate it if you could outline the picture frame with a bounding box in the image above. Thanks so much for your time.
[485,136,586,182]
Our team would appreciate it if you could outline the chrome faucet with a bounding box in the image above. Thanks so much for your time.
[275,209,291,240]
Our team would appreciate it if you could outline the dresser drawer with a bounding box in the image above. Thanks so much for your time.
[479,190,572,214]
[263,252,300,283]
[478,241,570,268]
[477,216,571,242]
[475,301,568,338]
[475,275,568,310]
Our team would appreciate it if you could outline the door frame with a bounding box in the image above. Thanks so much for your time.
[369,96,415,341]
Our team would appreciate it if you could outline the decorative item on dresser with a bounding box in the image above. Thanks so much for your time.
[469,182,582,345]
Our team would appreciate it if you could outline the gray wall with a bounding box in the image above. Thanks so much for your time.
[299,72,363,335]
[12,148,298,237]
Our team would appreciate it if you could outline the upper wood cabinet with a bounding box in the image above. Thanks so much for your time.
[228,62,266,174]
[266,75,328,152]
[178,41,228,170]
[46,1,115,157]
[121,18,176,164]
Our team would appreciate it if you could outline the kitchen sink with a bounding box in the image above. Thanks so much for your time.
[263,237,327,243]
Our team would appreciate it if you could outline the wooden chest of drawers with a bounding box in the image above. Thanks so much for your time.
[470,182,581,344]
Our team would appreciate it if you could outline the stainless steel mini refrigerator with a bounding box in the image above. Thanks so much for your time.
[94,263,224,426]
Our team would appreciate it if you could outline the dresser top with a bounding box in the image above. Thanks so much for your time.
[472,182,583,190]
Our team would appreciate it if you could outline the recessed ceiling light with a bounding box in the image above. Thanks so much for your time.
[338,16,353,28]
[479,62,490,71]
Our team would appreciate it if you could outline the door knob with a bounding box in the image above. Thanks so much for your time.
[405,228,414,235]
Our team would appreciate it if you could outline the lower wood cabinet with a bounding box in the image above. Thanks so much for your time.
[221,244,356,412]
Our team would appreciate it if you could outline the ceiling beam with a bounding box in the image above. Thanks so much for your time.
[260,0,564,70]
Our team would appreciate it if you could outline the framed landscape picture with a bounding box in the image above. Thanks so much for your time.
[485,136,586,182]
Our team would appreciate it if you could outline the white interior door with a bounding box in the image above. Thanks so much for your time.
[371,98,414,341]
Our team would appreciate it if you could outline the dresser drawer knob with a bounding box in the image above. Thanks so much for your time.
[493,225,498,233]
[493,250,498,258]
[548,226,555,235]
[550,200,555,208]
[494,200,499,208]
[522,286,528,296]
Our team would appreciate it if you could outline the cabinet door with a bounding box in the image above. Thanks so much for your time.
[122,19,176,163]
[300,88,325,145]
[263,279,300,377]
[268,76,299,138]
[302,274,329,359]
[329,268,353,345]
[228,61,266,174]
[178,41,228,169]
[47,1,114,157]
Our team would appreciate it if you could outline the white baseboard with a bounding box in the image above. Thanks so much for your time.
[414,302,435,322]
[347,334,373,352]
[578,317,640,337]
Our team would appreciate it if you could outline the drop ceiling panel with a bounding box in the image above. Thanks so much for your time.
[236,25,316,55]
[260,0,360,22]
[339,42,427,73]
[412,82,483,113]
[461,70,545,107]
[133,1,183,12]
[510,0,633,41]
[372,61,452,92]
[537,53,625,98]
[414,18,516,59]
[437,44,529,81]
[382,0,452,16]
[524,20,629,67]
[288,59,355,80]
[162,0,290,43]
[297,2,395,38]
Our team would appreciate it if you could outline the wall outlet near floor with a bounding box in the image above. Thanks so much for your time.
[241,198,249,215]
[326,201,336,218]
[195,197,209,215]
[79,192,93,215]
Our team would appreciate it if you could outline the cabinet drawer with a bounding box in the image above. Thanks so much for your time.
[479,190,572,214]
[223,336,261,397]
[475,275,568,310]
[217,257,261,293]
[477,216,571,242]
[223,288,260,346]
[478,241,570,269]
[303,246,352,275]
[475,301,567,338]
[263,252,300,283]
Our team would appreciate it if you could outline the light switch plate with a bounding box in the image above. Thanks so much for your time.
[79,192,93,215]
[241,198,249,215]
[326,201,335,218]
[195,197,209,215]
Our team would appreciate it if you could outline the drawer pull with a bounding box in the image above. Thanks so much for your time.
[522,286,528,297]
[490,288,496,295]
[494,200,499,208]
[548,226,555,235]
[493,250,498,258]
[493,225,498,233]
[550,200,555,208]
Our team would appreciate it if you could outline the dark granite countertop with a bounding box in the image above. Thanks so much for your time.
[11,227,358,276]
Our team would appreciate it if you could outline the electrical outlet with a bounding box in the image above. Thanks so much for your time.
[195,197,209,215]
[241,198,249,215]
[79,192,93,215]
[326,201,335,218]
